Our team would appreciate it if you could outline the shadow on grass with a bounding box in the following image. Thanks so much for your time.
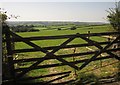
[2,71,73,85]
[74,71,120,85]
[2,61,120,85]
[74,73,100,85]
[2,72,120,85]
[2,69,120,85]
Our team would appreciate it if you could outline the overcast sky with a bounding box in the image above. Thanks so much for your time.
[1,2,117,22]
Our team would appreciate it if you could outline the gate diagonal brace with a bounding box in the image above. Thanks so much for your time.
[78,34,120,70]
[15,34,79,78]
[10,31,48,53]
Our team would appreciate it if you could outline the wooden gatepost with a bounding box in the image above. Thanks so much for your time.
[4,25,15,83]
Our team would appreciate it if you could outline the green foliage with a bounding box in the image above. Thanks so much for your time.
[0,13,7,22]
[11,25,39,32]
[70,26,77,30]
[76,73,99,85]
[107,2,120,32]
[57,28,61,30]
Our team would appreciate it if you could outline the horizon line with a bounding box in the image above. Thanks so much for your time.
[6,20,109,23]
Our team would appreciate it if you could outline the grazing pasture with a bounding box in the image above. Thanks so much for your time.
[16,25,110,49]
[9,24,120,84]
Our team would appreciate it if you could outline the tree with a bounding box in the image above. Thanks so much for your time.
[0,8,9,24]
[107,2,120,57]
[0,13,7,22]
[70,26,77,30]
[0,9,9,34]
[58,28,61,30]
[107,2,120,32]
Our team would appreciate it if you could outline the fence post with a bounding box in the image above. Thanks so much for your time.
[5,26,15,81]
[73,47,77,78]
[87,31,90,39]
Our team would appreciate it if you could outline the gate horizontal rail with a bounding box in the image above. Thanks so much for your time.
[13,47,120,64]
[13,41,120,53]
[15,56,114,72]
[3,31,120,42]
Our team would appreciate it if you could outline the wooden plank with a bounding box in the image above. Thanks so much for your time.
[57,47,120,57]
[13,41,120,53]
[13,47,120,63]
[10,31,120,42]
[5,27,13,55]
[7,56,15,79]
[107,52,120,60]
[5,28,15,79]
[12,34,76,41]
[86,32,120,36]
[79,34,103,49]
[79,51,102,70]
[15,56,113,72]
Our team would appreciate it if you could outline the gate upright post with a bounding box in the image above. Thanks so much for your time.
[5,25,15,82]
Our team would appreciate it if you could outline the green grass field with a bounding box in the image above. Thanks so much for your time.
[15,25,110,49]
[18,25,111,37]
[14,24,119,83]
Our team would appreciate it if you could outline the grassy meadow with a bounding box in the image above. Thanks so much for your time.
[15,24,110,49]
[13,24,120,84]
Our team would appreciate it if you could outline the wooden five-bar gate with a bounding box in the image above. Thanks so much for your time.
[3,27,120,84]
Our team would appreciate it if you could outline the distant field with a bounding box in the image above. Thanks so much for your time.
[18,25,111,37]
[15,25,111,49]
